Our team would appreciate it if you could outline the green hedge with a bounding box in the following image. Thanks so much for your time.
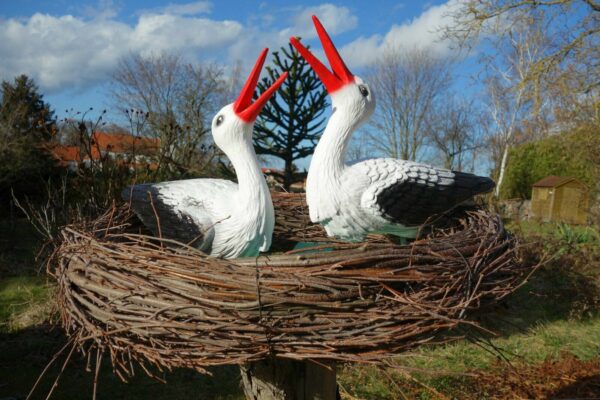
[501,128,599,199]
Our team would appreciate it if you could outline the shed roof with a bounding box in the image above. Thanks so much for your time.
[531,175,580,188]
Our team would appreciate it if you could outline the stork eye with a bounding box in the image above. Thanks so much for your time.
[359,85,369,97]
[216,115,224,126]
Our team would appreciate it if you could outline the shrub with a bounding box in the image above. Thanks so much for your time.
[501,127,600,200]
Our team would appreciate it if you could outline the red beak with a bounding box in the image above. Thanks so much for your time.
[290,15,354,94]
[233,48,288,123]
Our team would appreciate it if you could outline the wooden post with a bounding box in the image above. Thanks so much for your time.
[240,359,338,400]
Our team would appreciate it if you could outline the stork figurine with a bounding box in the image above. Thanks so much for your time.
[123,49,287,258]
[290,17,495,241]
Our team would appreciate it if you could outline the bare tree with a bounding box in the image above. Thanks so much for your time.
[478,17,550,197]
[547,67,600,127]
[111,53,224,178]
[444,0,600,93]
[426,96,482,171]
[365,46,452,161]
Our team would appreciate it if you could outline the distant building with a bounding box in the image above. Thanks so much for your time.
[89,132,159,160]
[531,176,589,224]
[46,132,160,171]
[46,145,81,171]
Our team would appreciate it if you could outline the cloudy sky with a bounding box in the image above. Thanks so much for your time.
[0,0,467,120]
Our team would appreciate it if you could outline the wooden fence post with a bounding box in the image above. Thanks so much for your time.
[240,359,338,400]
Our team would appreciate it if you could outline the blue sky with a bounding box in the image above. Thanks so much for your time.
[0,0,475,122]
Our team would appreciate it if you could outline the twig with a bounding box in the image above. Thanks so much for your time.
[44,194,533,382]
[26,337,74,400]
[44,336,78,400]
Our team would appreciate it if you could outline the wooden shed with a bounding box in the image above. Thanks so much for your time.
[531,176,589,224]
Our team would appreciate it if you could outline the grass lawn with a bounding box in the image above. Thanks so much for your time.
[0,219,246,400]
[339,267,600,399]
[0,275,245,400]
[339,221,600,399]
[1,219,599,399]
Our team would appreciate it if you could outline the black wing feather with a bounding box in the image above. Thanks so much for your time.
[121,184,206,247]
[377,166,495,226]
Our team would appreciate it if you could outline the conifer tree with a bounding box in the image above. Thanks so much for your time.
[0,75,56,195]
[0,74,56,140]
[254,43,328,190]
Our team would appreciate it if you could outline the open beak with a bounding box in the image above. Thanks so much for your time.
[290,15,354,94]
[233,48,288,123]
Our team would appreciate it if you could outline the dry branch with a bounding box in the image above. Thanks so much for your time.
[49,193,531,380]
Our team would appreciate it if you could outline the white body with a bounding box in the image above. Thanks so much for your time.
[126,104,274,258]
[306,82,494,240]
[295,16,494,241]
[125,49,286,259]
[148,168,274,258]
[308,156,425,239]
[306,82,390,239]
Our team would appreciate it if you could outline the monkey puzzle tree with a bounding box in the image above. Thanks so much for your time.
[253,43,328,190]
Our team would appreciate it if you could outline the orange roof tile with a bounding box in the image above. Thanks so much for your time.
[90,132,160,156]
[45,144,82,167]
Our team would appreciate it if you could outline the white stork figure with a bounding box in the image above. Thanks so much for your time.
[290,17,495,240]
[122,49,287,258]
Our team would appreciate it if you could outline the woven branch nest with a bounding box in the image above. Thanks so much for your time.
[51,192,531,378]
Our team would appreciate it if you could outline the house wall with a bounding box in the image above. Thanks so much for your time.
[553,182,589,224]
[531,187,553,221]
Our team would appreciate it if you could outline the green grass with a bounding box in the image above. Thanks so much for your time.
[0,273,244,399]
[512,220,600,239]
[0,276,54,332]
[339,317,600,399]
[339,293,600,399]
[404,315,600,372]
[509,220,600,255]
[338,221,600,399]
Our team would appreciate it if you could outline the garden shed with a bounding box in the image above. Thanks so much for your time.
[531,176,589,224]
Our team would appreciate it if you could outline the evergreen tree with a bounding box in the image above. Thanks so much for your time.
[0,74,56,140]
[253,44,328,190]
[0,75,56,198]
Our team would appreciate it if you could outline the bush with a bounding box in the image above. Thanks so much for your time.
[501,127,600,200]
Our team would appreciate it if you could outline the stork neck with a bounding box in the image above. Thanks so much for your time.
[227,140,270,211]
[310,107,355,180]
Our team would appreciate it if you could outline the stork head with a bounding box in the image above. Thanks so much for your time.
[212,48,287,152]
[290,16,375,127]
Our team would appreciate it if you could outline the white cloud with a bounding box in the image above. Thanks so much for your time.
[0,12,242,92]
[0,14,126,91]
[340,0,459,69]
[283,3,358,39]
[228,4,358,72]
[132,14,241,55]
[0,2,364,94]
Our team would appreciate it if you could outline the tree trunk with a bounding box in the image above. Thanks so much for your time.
[495,142,510,198]
[283,158,294,192]
[240,359,338,400]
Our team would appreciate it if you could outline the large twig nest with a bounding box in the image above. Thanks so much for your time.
[50,192,531,378]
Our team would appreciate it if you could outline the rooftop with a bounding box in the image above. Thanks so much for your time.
[532,176,577,188]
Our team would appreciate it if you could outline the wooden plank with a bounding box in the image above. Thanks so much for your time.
[240,359,338,400]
